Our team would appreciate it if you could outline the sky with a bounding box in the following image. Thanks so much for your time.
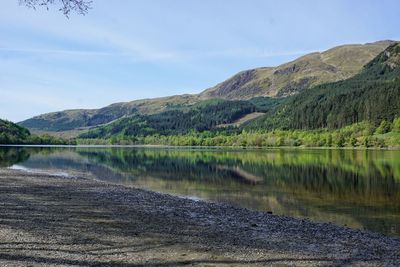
[1,0,400,122]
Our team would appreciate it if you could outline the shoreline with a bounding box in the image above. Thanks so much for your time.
[0,168,399,266]
[1,143,400,151]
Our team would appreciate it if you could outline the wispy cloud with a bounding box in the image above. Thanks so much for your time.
[0,45,315,63]
[0,47,115,56]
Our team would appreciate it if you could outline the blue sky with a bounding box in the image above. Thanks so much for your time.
[1,0,399,122]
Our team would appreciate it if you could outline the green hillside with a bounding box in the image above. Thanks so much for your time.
[0,119,31,144]
[79,98,284,139]
[246,43,400,130]
[19,94,199,133]
[0,119,74,145]
[19,104,138,132]
[19,41,393,133]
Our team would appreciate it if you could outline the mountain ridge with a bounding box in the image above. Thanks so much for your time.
[200,40,395,99]
[19,40,396,133]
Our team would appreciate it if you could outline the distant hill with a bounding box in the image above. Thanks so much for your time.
[245,43,400,130]
[19,94,199,132]
[19,40,395,133]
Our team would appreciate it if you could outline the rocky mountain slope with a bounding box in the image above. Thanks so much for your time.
[200,41,394,99]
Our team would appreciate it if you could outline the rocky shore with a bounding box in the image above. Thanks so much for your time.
[0,168,399,266]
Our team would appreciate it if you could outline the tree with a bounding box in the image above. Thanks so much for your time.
[393,117,400,132]
[19,0,92,17]
[375,120,392,134]
[276,136,284,146]
[334,133,346,147]
[349,136,357,147]
[363,136,372,147]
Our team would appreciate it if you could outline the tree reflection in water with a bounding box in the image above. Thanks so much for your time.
[1,146,399,236]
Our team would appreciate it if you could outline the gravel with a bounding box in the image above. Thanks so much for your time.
[0,168,398,266]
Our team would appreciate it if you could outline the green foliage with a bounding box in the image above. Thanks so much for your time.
[334,133,346,147]
[392,117,400,132]
[248,97,287,112]
[246,43,400,131]
[77,120,400,148]
[363,136,372,147]
[0,119,30,144]
[0,119,75,145]
[349,136,357,147]
[80,98,283,139]
[25,134,76,145]
[375,120,392,134]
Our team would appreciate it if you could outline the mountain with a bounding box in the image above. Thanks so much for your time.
[81,42,400,141]
[200,41,394,99]
[19,40,395,133]
[245,43,400,130]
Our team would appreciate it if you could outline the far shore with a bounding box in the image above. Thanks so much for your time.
[0,168,398,266]
[1,143,400,151]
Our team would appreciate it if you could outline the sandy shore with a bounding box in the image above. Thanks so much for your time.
[0,168,398,266]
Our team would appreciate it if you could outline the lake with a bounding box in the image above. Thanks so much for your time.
[1,146,399,236]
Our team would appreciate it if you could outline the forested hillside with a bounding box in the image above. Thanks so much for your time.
[80,98,284,139]
[0,119,31,144]
[246,43,400,130]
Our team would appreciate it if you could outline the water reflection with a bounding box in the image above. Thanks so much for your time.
[0,146,399,236]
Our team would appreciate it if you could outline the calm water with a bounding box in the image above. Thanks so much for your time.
[1,146,399,236]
